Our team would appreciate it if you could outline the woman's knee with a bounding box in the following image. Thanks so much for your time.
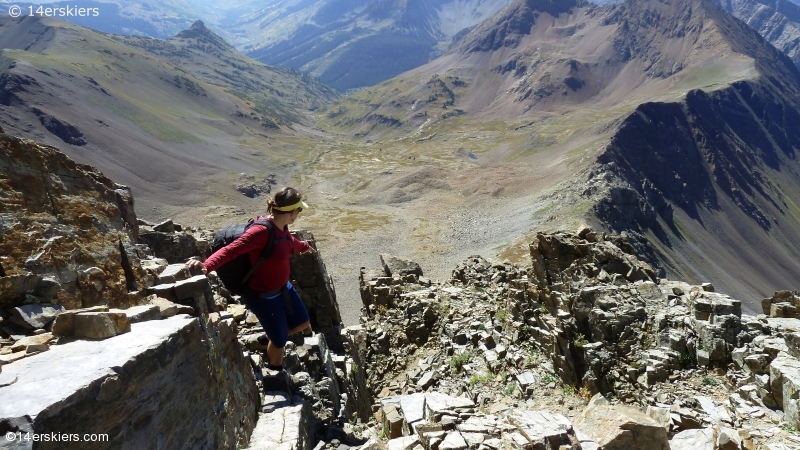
[266,330,288,349]
[288,320,310,335]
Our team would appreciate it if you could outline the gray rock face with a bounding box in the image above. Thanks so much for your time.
[669,428,715,449]
[770,353,800,424]
[290,230,344,353]
[122,304,161,323]
[351,228,800,448]
[716,0,800,70]
[0,314,259,450]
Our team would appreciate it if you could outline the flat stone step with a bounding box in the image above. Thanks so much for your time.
[247,402,312,450]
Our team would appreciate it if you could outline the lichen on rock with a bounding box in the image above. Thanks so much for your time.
[0,134,146,310]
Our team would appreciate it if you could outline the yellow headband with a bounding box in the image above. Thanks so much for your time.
[272,200,308,212]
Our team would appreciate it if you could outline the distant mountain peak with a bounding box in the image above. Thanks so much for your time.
[452,0,588,53]
[174,19,233,52]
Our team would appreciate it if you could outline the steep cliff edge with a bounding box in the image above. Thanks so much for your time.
[589,78,800,311]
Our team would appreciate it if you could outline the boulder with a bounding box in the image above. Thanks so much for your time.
[228,304,247,322]
[73,312,131,339]
[26,343,48,354]
[438,432,467,450]
[744,353,771,374]
[150,297,178,319]
[9,304,66,330]
[157,264,191,284]
[174,275,211,301]
[9,333,54,353]
[380,254,423,277]
[770,353,800,427]
[573,394,669,450]
[506,409,576,448]
[399,393,426,426]
[147,283,178,303]
[122,304,162,323]
[383,403,405,439]
[387,436,419,450]
[669,428,714,450]
[716,426,742,450]
[51,306,109,336]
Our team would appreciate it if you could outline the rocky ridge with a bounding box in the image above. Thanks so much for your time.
[348,228,800,449]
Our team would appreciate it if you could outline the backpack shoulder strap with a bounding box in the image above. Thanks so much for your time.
[241,220,276,285]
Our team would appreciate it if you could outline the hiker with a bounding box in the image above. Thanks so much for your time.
[186,187,315,372]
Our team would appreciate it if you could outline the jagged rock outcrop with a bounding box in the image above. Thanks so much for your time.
[236,173,276,199]
[290,230,344,353]
[574,394,669,449]
[137,219,211,265]
[351,229,800,449]
[0,134,146,311]
[762,291,800,318]
[31,107,86,146]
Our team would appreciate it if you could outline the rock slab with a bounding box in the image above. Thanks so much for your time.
[0,314,259,450]
[573,395,670,450]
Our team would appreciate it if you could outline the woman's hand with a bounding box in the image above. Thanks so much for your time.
[185,258,208,274]
[303,245,316,255]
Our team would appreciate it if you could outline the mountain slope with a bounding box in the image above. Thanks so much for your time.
[0,16,337,216]
[715,0,800,70]
[579,0,800,304]
[309,0,800,312]
[237,0,515,91]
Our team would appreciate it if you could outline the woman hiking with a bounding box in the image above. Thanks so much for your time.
[187,187,314,372]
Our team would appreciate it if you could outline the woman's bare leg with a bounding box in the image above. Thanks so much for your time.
[267,341,283,367]
[267,321,311,368]
[288,320,311,336]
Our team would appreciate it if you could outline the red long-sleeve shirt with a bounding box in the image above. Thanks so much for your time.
[203,218,309,293]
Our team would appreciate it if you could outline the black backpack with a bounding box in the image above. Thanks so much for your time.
[208,219,275,295]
